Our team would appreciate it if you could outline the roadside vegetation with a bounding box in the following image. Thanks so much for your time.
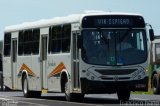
[132,65,153,95]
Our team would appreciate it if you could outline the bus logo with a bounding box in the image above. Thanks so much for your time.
[114,75,119,81]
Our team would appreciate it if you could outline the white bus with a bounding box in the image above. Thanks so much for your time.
[3,12,154,101]
[150,36,160,94]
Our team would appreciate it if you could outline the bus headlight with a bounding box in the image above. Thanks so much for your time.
[132,69,146,80]
[81,70,98,80]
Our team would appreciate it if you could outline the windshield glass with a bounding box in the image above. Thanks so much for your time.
[82,29,147,66]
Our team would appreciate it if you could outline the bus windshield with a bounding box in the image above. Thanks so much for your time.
[82,29,147,66]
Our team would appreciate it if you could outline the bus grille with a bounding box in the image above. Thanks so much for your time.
[95,69,136,75]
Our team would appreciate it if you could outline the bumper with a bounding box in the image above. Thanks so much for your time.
[80,77,148,94]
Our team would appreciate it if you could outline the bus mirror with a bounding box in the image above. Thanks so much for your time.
[77,36,83,49]
[149,29,154,41]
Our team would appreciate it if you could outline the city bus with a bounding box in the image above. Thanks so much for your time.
[150,36,160,94]
[3,12,154,101]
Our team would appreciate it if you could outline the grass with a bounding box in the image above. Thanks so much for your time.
[131,91,153,95]
[132,68,154,95]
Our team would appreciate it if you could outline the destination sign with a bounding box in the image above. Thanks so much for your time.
[95,18,131,26]
[82,15,145,28]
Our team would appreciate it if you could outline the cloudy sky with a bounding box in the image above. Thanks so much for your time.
[0,0,160,40]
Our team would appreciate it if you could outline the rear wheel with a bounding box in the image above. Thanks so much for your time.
[22,75,41,98]
[22,75,31,98]
[117,90,130,101]
[152,74,160,94]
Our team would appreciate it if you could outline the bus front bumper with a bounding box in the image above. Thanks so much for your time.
[80,77,148,94]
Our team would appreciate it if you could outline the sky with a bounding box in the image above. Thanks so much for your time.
[0,0,160,40]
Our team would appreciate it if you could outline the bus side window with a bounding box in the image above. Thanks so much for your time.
[32,29,40,55]
[4,33,11,57]
[51,26,61,53]
[62,24,71,53]
[48,27,52,54]
[18,31,24,55]
[23,30,32,55]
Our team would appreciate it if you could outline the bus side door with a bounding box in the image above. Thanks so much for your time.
[40,28,48,90]
[72,31,80,90]
[11,35,18,89]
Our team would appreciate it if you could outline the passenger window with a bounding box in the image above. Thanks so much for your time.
[48,24,71,54]
[32,29,40,55]
[48,27,52,53]
[18,31,24,55]
[62,24,71,52]
[18,29,40,56]
[51,26,61,53]
[23,30,32,55]
[4,33,11,56]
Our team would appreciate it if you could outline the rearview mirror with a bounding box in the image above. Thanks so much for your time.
[149,29,154,41]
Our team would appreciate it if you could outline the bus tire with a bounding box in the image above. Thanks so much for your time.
[64,78,84,101]
[117,90,130,101]
[22,75,31,98]
[152,74,160,94]
[22,75,41,98]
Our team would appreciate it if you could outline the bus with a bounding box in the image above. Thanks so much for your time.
[150,36,160,94]
[3,12,154,101]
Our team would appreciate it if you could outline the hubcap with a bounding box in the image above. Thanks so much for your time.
[65,81,69,95]
[24,79,27,94]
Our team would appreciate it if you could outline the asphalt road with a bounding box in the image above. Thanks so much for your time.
[0,91,160,106]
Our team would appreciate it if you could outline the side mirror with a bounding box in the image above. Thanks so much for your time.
[149,29,154,41]
[77,36,83,49]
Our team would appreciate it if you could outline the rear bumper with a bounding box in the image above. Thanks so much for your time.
[80,77,148,94]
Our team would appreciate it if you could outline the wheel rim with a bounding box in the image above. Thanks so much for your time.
[65,81,69,96]
[23,79,27,94]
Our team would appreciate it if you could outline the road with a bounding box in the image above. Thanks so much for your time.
[0,91,160,106]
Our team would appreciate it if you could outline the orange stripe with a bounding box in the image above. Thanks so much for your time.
[19,63,36,77]
[48,62,66,78]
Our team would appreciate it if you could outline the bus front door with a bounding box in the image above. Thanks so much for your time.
[11,38,17,89]
[40,35,48,89]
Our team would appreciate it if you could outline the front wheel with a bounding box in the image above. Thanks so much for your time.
[152,74,160,94]
[117,90,130,101]
[64,79,84,101]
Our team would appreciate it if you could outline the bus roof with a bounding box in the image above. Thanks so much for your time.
[4,12,142,32]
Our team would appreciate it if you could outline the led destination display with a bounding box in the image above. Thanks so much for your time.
[82,15,145,28]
